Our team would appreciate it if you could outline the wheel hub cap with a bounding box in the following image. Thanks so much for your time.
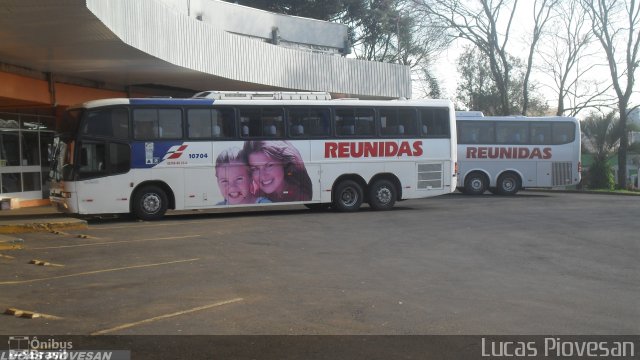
[341,188,357,206]
[143,194,160,213]
[471,179,483,190]
[377,187,391,204]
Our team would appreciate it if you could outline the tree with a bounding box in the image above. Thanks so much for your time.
[230,0,449,98]
[522,0,557,115]
[538,0,616,116]
[582,0,640,188]
[412,0,518,114]
[342,0,449,97]
[414,68,442,98]
[582,111,623,189]
[227,0,353,21]
[456,46,549,115]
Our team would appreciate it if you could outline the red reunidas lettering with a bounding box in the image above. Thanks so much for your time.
[325,141,424,158]
[465,147,552,160]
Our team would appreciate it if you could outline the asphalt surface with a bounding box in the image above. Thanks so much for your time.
[0,192,637,335]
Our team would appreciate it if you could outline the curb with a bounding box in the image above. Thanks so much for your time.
[0,235,23,250]
[525,189,640,196]
[0,219,88,234]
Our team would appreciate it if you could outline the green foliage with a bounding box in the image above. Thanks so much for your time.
[455,46,549,115]
[587,159,615,190]
[227,0,447,97]
[228,0,352,21]
[581,111,621,161]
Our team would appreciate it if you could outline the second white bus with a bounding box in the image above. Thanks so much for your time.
[456,112,581,195]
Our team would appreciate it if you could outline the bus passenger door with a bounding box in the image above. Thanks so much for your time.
[76,141,132,214]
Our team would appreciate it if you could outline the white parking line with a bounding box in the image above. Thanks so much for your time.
[91,298,244,335]
[30,235,202,250]
[0,258,200,285]
[90,219,241,230]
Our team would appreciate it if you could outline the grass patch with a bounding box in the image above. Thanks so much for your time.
[584,188,640,195]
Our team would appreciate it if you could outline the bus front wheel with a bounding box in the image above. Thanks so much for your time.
[333,180,363,212]
[497,173,520,195]
[464,172,488,195]
[133,185,168,220]
[368,179,397,210]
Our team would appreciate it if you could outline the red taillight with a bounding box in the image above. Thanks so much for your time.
[454,162,459,174]
[578,161,582,173]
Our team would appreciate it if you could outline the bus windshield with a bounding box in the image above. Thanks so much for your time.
[49,109,82,182]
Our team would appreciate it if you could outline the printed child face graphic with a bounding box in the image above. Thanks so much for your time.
[217,161,253,205]
[248,152,285,195]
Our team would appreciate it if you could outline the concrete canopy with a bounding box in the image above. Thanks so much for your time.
[0,0,411,100]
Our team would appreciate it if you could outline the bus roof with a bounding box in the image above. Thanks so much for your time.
[455,111,578,123]
[73,97,454,109]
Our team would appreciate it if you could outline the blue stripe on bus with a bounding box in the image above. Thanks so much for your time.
[131,141,185,168]
[130,99,215,106]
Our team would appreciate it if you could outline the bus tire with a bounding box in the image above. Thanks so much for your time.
[464,172,488,195]
[333,180,363,212]
[133,185,168,220]
[497,173,520,195]
[368,179,397,210]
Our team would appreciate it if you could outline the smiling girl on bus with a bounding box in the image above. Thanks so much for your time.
[243,141,312,202]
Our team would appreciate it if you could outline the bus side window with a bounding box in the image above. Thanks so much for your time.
[239,107,261,138]
[378,108,397,136]
[214,108,235,138]
[398,108,417,136]
[187,109,212,139]
[335,108,373,136]
[458,121,494,144]
[552,122,575,144]
[496,122,528,144]
[420,108,450,138]
[335,108,355,136]
[238,107,283,138]
[261,108,284,138]
[82,108,129,139]
[133,109,159,139]
[133,108,181,140]
[531,122,551,145]
[355,108,374,135]
[379,108,416,137]
[158,109,182,139]
[288,108,330,137]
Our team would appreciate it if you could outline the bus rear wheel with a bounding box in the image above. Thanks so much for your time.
[333,180,363,212]
[497,173,520,195]
[464,172,488,195]
[368,179,397,210]
[133,185,168,220]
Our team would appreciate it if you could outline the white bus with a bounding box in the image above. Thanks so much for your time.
[49,92,457,219]
[456,112,581,195]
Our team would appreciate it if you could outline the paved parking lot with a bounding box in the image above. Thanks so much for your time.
[0,192,638,335]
